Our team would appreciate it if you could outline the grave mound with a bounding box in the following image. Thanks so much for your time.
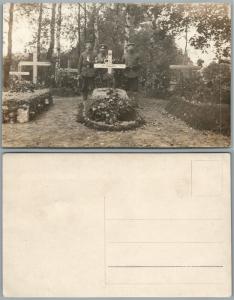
[77,88,144,131]
[2,89,53,123]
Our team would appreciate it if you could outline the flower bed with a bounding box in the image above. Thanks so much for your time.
[77,88,144,131]
[2,89,53,123]
[166,97,230,136]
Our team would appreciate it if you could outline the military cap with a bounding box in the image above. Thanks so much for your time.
[99,44,107,50]
[85,39,93,44]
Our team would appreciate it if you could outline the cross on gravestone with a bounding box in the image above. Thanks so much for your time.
[94,50,126,74]
[18,49,51,84]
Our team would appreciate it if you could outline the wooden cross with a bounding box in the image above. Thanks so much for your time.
[9,71,30,78]
[94,50,126,74]
[59,68,78,73]
[18,49,51,84]
[169,65,201,71]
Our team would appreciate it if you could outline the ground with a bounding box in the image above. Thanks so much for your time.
[2,95,230,148]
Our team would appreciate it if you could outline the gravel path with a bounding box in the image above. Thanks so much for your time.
[2,96,230,148]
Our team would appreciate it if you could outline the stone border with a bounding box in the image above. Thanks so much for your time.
[77,103,145,131]
[2,89,53,123]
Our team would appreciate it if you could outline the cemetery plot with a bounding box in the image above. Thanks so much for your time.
[2,89,53,124]
[2,96,230,148]
[78,88,144,131]
[2,3,231,147]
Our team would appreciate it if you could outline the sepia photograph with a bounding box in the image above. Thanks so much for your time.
[2,2,231,148]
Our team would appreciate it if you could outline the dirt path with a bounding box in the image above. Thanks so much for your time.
[2,96,230,148]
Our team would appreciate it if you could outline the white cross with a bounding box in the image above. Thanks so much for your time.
[169,65,201,70]
[59,68,78,73]
[9,71,30,78]
[94,50,126,74]
[18,49,51,84]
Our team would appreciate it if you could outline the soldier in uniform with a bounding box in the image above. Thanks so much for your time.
[96,44,108,63]
[122,42,140,95]
[95,44,111,88]
[78,40,96,102]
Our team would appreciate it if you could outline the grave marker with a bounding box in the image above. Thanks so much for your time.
[18,49,51,84]
[94,50,126,74]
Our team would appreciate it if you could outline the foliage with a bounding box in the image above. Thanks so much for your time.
[132,24,184,97]
[173,62,231,104]
[4,3,231,93]
[7,76,48,93]
[56,69,79,94]
[8,77,36,92]
[87,89,137,124]
[157,3,231,59]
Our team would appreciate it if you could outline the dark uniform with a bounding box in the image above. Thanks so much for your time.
[79,47,96,101]
[122,43,140,92]
[95,44,111,88]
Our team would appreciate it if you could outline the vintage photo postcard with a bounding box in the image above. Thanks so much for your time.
[2,3,231,148]
[3,153,231,297]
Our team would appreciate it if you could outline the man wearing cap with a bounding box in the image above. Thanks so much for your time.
[122,42,140,94]
[78,40,97,102]
[96,44,108,64]
[95,44,111,88]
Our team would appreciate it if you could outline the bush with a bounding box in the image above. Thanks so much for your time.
[56,69,79,94]
[86,89,137,125]
[8,77,45,93]
[172,62,230,104]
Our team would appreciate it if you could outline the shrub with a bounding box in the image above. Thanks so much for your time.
[56,69,79,94]
[172,62,230,104]
[7,76,48,93]
[86,89,137,125]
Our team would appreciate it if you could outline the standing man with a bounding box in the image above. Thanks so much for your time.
[95,44,111,88]
[122,42,140,99]
[78,40,96,102]
[96,44,107,63]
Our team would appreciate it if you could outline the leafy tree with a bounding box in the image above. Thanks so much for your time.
[3,3,231,94]
[157,3,231,60]
[4,3,14,88]
[37,3,43,59]
[47,3,56,60]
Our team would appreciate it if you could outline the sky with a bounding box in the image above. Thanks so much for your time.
[3,4,217,66]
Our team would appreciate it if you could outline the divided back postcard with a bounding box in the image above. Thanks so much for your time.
[3,153,232,297]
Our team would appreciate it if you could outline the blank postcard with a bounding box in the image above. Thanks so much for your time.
[3,153,231,297]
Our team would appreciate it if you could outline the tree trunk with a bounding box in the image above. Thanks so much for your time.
[54,3,62,84]
[183,24,188,64]
[47,3,56,61]
[37,3,43,60]
[124,6,134,54]
[47,3,56,86]
[77,3,81,58]
[56,3,62,68]
[4,3,14,88]
[93,4,100,51]
[84,3,87,41]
